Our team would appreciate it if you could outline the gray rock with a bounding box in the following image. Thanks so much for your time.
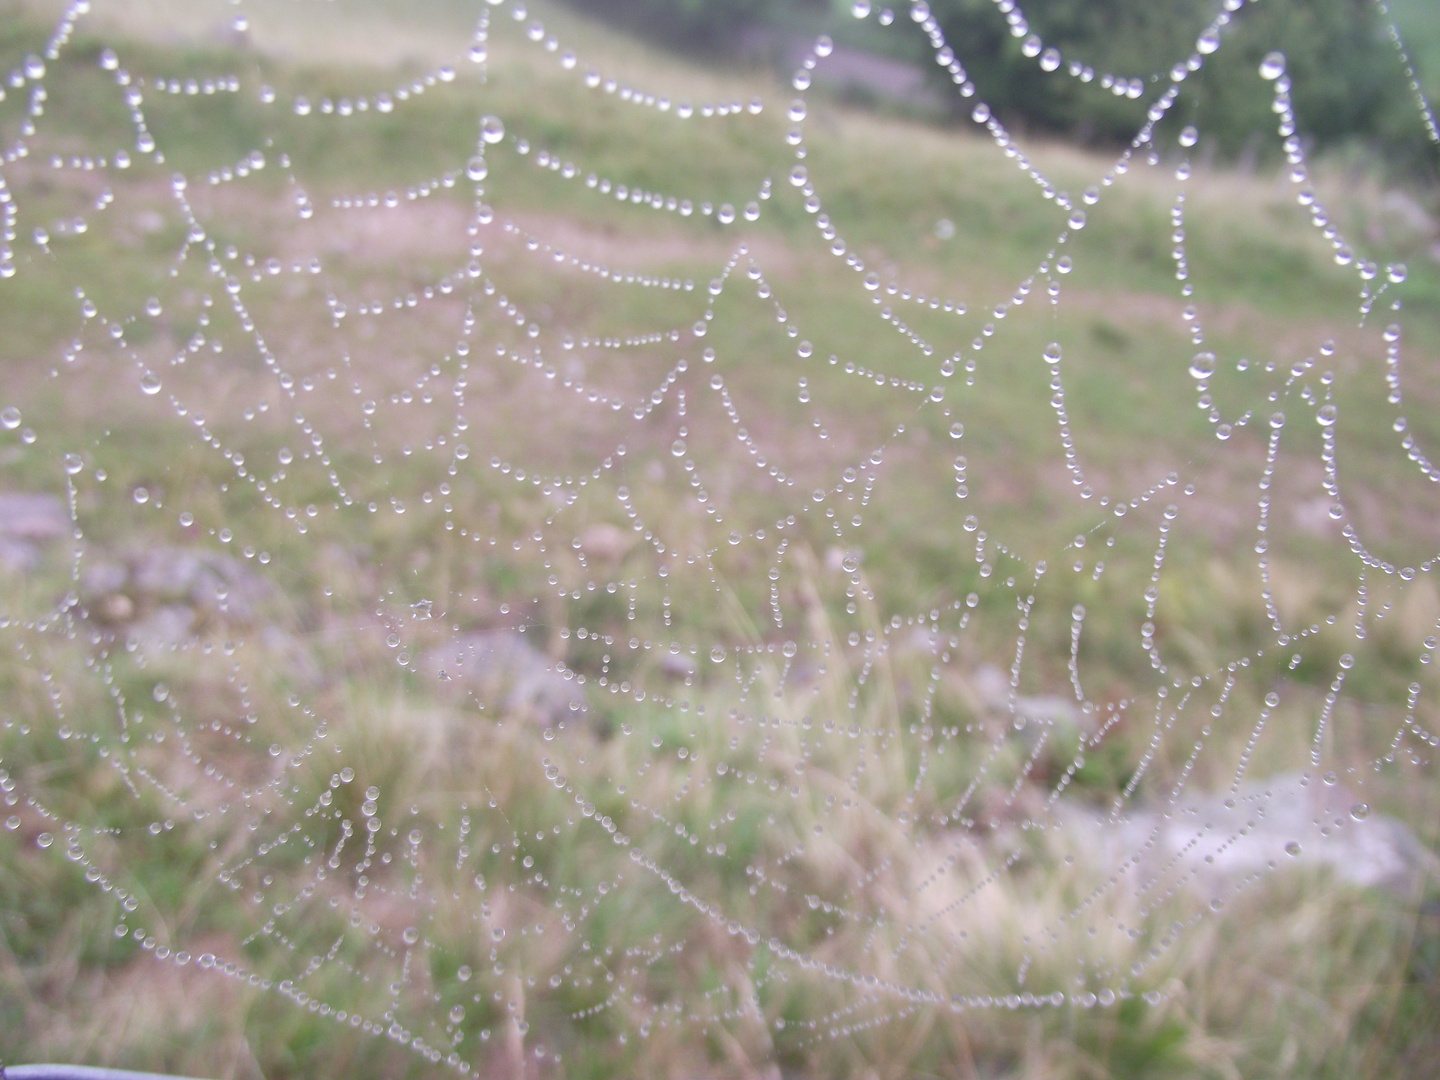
[0,538,40,572]
[577,523,632,564]
[1058,772,1439,900]
[0,493,69,570]
[0,492,69,540]
[1292,496,1340,535]
[972,663,1085,731]
[79,545,273,641]
[129,547,269,620]
[658,648,697,679]
[124,604,197,649]
[261,624,322,686]
[80,560,130,598]
[737,29,945,112]
[422,631,588,729]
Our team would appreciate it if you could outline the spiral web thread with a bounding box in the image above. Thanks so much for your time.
[0,0,1437,1073]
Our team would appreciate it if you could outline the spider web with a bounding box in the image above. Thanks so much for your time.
[1,0,1438,1075]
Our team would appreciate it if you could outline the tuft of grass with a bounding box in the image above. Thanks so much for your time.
[1,0,1438,1078]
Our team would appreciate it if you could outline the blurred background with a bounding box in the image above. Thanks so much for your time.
[1,1,1438,1078]
[564,0,1439,175]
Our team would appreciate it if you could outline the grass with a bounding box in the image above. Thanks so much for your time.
[1,0,1439,1077]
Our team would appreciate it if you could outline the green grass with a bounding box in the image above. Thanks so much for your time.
[1387,0,1440,103]
[1,0,1439,1078]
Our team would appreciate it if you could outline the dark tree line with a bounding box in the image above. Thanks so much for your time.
[558,0,823,51]
[560,0,1436,174]
[924,0,1428,168]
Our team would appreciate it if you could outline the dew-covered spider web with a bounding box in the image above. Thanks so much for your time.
[2,0,1439,1075]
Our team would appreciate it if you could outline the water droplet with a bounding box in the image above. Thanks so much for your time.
[144,297,162,317]
[1350,803,1369,821]
[36,832,53,849]
[1,407,20,430]
[491,926,505,942]
[1043,343,1062,365]
[1189,352,1216,380]
[949,422,964,439]
[710,645,726,663]
[1284,840,1301,857]
[851,0,872,17]
[1068,209,1086,230]
[480,115,505,144]
[1259,52,1286,80]
[1264,691,1280,708]
[670,438,686,457]
[1269,411,1286,429]
[728,530,742,546]
[1197,29,1220,55]
[1316,404,1337,426]
[466,156,488,182]
[139,371,162,395]
[1387,263,1407,284]
[1178,125,1198,148]
[863,271,880,291]
[1039,47,1061,72]
[63,453,84,475]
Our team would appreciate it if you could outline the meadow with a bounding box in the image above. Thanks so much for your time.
[1,1,1438,1078]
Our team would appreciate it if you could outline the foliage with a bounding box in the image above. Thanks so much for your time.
[561,0,1438,175]
[557,0,827,52]
[1,2,1438,1078]
[926,0,1435,172]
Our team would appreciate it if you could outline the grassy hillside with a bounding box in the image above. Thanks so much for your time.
[1,1,1438,1078]
[1389,0,1440,101]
